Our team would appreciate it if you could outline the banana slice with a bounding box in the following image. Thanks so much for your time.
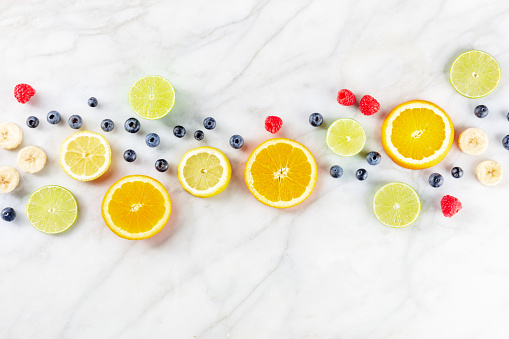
[17,146,47,174]
[476,160,503,186]
[0,122,23,150]
[0,166,20,193]
[458,128,488,155]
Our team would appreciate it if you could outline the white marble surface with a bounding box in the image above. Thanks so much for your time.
[1,0,509,338]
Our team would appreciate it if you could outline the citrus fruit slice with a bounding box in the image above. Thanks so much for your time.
[102,175,171,240]
[326,118,366,156]
[178,146,232,198]
[59,131,111,181]
[128,75,176,120]
[26,185,78,234]
[449,50,501,98]
[244,138,317,208]
[381,100,454,169]
[373,182,420,228]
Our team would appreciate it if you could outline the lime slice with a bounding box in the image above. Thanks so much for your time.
[128,75,176,120]
[326,118,366,156]
[373,182,420,228]
[449,50,501,98]
[26,185,78,234]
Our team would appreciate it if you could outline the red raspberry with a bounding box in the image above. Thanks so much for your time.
[265,116,283,134]
[359,95,380,115]
[337,89,356,106]
[441,195,462,218]
[14,84,36,104]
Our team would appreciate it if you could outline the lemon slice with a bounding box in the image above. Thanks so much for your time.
[26,185,78,234]
[59,131,111,181]
[326,118,366,156]
[128,75,176,120]
[449,50,501,98]
[178,146,232,198]
[373,182,420,228]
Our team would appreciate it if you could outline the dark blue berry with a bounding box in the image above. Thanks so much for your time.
[429,173,444,187]
[68,115,83,129]
[356,168,368,181]
[330,165,343,178]
[124,118,140,133]
[88,97,98,107]
[503,135,509,150]
[203,117,216,130]
[26,116,39,128]
[1,207,16,222]
[101,119,114,132]
[474,105,488,118]
[309,113,323,127]
[366,151,381,165]
[506,112,509,121]
[173,125,186,138]
[229,135,244,149]
[47,111,61,124]
[451,167,463,179]
[145,133,160,147]
[155,159,168,172]
[194,130,204,141]
[123,149,136,162]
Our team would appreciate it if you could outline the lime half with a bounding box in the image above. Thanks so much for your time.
[326,118,366,156]
[128,75,176,120]
[373,182,420,228]
[449,50,501,98]
[26,185,78,234]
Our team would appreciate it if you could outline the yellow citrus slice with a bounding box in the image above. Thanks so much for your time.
[381,100,454,169]
[101,175,171,240]
[244,138,317,208]
[59,131,111,181]
[178,146,231,198]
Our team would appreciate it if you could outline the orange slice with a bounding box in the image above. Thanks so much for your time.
[244,138,317,208]
[101,175,171,240]
[381,100,454,169]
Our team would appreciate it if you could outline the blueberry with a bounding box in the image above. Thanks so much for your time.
[194,130,204,141]
[309,113,323,127]
[429,173,444,188]
[47,111,61,124]
[68,115,83,129]
[507,112,509,122]
[123,149,137,162]
[355,168,368,181]
[26,116,39,128]
[330,165,343,178]
[101,119,114,132]
[88,97,98,107]
[451,167,463,179]
[145,133,160,147]
[173,125,186,138]
[366,151,381,165]
[503,135,509,150]
[124,118,140,133]
[155,159,168,172]
[1,207,16,222]
[229,135,244,149]
[474,105,488,118]
[203,117,216,130]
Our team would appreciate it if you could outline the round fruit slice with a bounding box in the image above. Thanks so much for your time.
[128,75,175,120]
[381,100,454,170]
[449,50,501,98]
[26,185,78,234]
[59,131,111,181]
[178,146,232,198]
[326,118,366,156]
[102,175,171,240]
[245,138,317,208]
[0,122,23,150]
[373,182,420,228]
[476,160,502,186]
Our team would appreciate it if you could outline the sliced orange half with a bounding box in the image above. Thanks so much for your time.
[244,138,317,208]
[381,100,454,170]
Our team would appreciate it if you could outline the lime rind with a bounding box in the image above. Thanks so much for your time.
[373,182,420,228]
[128,75,176,120]
[326,118,366,156]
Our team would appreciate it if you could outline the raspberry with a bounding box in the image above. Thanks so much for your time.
[265,116,283,134]
[359,95,380,116]
[440,195,462,218]
[337,89,356,106]
[14,84,36,104]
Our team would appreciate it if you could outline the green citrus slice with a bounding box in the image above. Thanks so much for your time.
[373,182,420,228]
[26,185,78,234]
[128,75,176,120]
[449,50,501,98]
[326,118,366,156]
